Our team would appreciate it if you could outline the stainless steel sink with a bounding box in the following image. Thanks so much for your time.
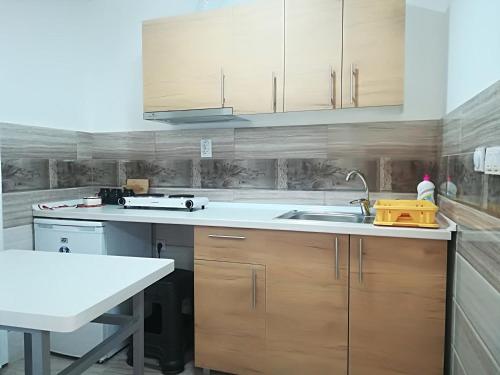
[276,210,375,224]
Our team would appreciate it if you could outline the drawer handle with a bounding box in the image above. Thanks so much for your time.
[330,68,336,109]
[359,238,363,283]
[208,234,246,240]
[335,237,339,280]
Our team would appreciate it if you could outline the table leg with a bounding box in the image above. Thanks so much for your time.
[24,331,50,375]
[133,291,144,375]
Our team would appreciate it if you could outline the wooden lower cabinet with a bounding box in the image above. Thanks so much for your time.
[195,228,448,375]
[194,259,266,374]
[349,236,447,375]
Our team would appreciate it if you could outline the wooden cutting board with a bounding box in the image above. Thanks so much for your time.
[125,179,149,194]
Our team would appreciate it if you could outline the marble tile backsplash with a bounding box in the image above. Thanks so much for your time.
[1,119,444,195]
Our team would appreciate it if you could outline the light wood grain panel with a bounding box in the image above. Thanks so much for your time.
[284,0,343,111]
[265,231,348,375]
[92,132,155,160]
[142,8,230,112]
[342,0,405,108]
[0,123,77,160]
[224,0,284,114]
[195,226,268,265]
[194,260,266,374]
[454,254,500,363]
[349,235,447,375]
[453,302,500,375]
[234,125,328,159]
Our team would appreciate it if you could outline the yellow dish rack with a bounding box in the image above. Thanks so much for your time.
[373,200,439,229]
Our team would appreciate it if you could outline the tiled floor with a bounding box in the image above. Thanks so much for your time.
[0,350,204,375]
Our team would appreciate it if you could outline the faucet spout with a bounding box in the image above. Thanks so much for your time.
[345,170,371,216]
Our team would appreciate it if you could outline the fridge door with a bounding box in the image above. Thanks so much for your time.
[34,222,105,255]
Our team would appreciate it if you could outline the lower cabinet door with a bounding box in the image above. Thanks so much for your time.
[349,236,447,375]
[266,232,349,375]
[194,259,266,375]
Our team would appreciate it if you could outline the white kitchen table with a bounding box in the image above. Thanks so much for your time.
[0,250,174,375]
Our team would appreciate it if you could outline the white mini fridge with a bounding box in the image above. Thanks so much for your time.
[34,218,152,360]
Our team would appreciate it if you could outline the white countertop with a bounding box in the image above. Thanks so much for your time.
[0,250,174,332]
[33,200,455,240]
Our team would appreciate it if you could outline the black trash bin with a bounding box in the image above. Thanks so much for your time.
[127,269,194,374]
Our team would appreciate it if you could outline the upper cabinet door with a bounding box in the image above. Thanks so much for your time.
[342,0,405,108]
[284,0,343,111]
[142,9,229,112]
[224,0,285,115]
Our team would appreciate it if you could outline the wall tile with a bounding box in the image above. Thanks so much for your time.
[55,160,93,188]
[92,132,155,160]
[76,132,93,160]
[286,159,378,191]
[442,113,461,156]
[0,123,77,159]
[447,153,482,208]
[125,160,192,188]
[92,160,118,186]
[235,125,328,159]
[390,159,438,193]
[233,189,325,205]
[487,175,500,217]
[452,302,500,375]
[328,120,440,160]
[439,196,500,293]
[455,254,500,362]
[155,129,234,159]
[1,159,50,192]
[2,187,96,228]
[201,159,277,189]
[460,81,500,153]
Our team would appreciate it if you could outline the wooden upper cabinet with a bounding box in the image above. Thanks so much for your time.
[284,0,343,111]
[342,0,405,108]
[194,259,266,375]
[349,236,447,375]
[223,0,285,115]
[142,8,230,112]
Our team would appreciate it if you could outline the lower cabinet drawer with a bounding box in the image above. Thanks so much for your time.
[194,226,268,264]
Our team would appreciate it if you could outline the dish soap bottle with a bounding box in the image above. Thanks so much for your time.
[417,174,435,203]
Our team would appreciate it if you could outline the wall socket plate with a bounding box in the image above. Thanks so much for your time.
[155,239,166,257]
[200,139,212,158]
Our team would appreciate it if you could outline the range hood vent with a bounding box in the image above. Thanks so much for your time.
[144,107,235,124]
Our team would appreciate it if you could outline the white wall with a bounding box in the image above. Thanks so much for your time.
[0,0,449,132]
[447,0,500,113]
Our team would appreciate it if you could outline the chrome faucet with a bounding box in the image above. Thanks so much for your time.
[345,170,371,216]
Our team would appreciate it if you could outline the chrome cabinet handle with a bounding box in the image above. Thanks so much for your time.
[358,238,363,283]
[350,63,358,107]
[251,269,257,310]
[335,237,339,280]
[272,73,277,113]
[208,234,246,240]
[330,69,336,109]
[221,68,226,108]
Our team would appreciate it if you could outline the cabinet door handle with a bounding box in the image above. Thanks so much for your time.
[330,68,336,109]
[208,234,246,240]
[350,63,358,107]
[335,237,339,280]
[272,73,277,113]
[221,68,226,108]
[251,269,257,310]
[358,238,363,283]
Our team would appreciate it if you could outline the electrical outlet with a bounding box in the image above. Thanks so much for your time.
[155,239,166,257]
[200,138,212,158]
